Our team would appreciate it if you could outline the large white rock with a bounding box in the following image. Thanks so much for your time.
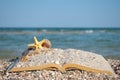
[10,48,114,74]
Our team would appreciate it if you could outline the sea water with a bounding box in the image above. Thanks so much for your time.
[0,27,120,59]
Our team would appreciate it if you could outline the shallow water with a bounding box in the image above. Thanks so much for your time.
[0,27,120,59]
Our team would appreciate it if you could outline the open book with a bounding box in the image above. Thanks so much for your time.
[9,63,113,74]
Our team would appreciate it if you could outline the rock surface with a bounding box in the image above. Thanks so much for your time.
[11,48,114,74]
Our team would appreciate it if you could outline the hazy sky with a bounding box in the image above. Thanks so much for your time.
[0,0,120,27]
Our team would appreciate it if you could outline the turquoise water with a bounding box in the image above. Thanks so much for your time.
[0,27,120,59]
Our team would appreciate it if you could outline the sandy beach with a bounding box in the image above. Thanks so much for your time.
[0,59,120,80]
[0,49,120,80]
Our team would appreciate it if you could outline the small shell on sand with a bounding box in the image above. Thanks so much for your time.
[55,61,59,65]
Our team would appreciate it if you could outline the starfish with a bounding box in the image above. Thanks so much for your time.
[28,36,51,50]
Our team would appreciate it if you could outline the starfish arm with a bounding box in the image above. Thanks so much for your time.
[28,44,34,47]
[34,36,39,45]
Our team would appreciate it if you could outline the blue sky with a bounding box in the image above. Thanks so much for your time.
[0,0,120,27]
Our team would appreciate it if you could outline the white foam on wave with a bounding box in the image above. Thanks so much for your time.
[0,29,108,35]
[41,29,47,32]
[85,30,94,33]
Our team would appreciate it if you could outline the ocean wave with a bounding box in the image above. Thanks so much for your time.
[41,29,47,32]
[0,29,119,35]
[0,30,93,35]
[84,30,94,33]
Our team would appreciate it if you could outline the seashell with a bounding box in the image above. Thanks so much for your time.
[17,64,21,67]
[55,61,59,65]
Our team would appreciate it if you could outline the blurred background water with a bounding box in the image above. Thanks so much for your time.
[0,27,120,59]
